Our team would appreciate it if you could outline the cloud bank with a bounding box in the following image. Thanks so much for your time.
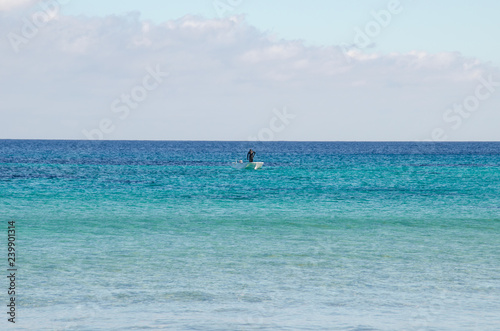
[1,7,499,140]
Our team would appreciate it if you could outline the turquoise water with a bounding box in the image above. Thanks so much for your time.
[1,140,500,330]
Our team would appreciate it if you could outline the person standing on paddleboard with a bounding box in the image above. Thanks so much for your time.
[247,149,256,162]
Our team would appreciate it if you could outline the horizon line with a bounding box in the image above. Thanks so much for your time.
[1,139,500,143]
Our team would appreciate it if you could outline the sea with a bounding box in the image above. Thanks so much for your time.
[1,140,499,330]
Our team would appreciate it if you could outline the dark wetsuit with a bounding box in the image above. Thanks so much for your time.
[247,150,255,162]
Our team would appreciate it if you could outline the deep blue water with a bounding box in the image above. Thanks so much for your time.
[1,140,499,330]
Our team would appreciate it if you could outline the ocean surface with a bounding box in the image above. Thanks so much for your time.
[1,140,499,330]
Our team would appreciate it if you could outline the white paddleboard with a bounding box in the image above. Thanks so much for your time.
[231,162,263,170]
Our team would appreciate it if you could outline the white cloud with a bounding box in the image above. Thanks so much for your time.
[0,0,36,11]
[0,13,499,140]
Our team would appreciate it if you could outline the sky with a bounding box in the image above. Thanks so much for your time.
[1,0,499,141]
